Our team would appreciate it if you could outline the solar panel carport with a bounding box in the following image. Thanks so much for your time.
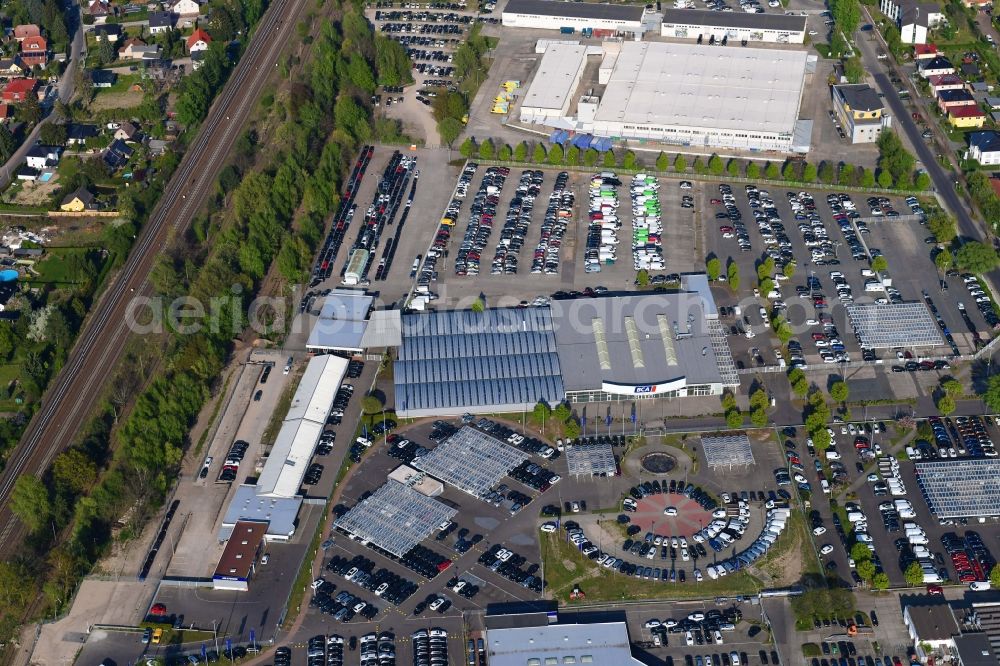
[395,309,565,418]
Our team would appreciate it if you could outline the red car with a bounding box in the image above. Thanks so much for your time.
[926,584,943,596]
[150,603,167,615]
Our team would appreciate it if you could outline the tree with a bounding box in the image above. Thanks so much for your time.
[871,255,888,273]
[872,572,890,590]
[843,57,865,84]
[818,161,835,184]
[11,475,49,533]
[563,418,581,440]
[547,143,563,165]
[905,561,925,586]
[533,143,547,163]
[830,380,849,403]
[783,262,795,279]
[532,401,552,424]
[439,118,463,148]
[622,150,637,170]
[927,211,957,245]
[750,408,768,427]
[726,159,740,178]
[583,148,599,166]
[636,268,650,287]
[471,297,485,313]
[915,172,931,190]
[39,123,67,146]
[52,449,97,496]
[361,394,383,417]
[860,168,875,188]
[726,409,743,429]
[708,154,724,175]
[673,154,687,172]
[765,162,780,180]
[498,143,512,161]
[857,559,877,583]
[933,248,953,276]
[812,427,832,451]
[839,163,855,186]
[956,241,999,274]
[565,144,579,165]
[746,161,760,179]
[781,161,796,181]
[602,150,616,168]
[514,142,528,162]
[802,162,817,183]
[706,256,722,281]
[727,260,740,290]
[459,137,477,158]
[942,379,963,399]
[991,564,1000,590]
[788,368,808,397]
[983,375,1000,413]
[656,152,669,171]
[479,139,495,160]
[851,542,873,564]
[936,394,956,416]
[877,170,893,189]
[98,36,116,65]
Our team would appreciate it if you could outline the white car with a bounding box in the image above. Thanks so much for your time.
[664,506,678,516]
[540,522,557,533]
[694,568,704,582]
[813,526,827,536]
[714,630,724,645]
[679,181,693,189]
[970,581,991,591]
[664,619,678,628]
[429,597,445,611]
[644,619,661,629]
[820,544,834,555]
[685,631,694,646]
[688,612,705,622]
[867,473,879,482]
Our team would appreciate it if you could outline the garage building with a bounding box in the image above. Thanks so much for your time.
[584,41,810,152]
[659,8,807,44]
[212,521,267,591]
[520,43,594,122]
[502,0,645,35]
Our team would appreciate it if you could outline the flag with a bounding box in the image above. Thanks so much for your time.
[630,404,637,424]
[201,645,207,660]
[606,412,612,426]
[225,638,232,652]
[249,629,256,647]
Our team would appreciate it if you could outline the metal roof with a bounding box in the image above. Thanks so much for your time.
[592,41,808,135]
[219,486,302,540]
[284,355,348,423]
[552,291,727,392]
[214,521,267,581]
[834,84,884,112]
[306,290,374,351]
[846,302,945,348]
[360,309,403,347]
[905,602,960,641]
[256,418,324,498]
[969,130,1000,152]
[954,633,997,666]
[915,459,1000,518]
[659,7,807,31]
[522,43,590,112]
[395,309,564,417]
[487,622,646,666]
[503,0,644,22]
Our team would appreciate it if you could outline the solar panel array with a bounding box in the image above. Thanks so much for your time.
[846,303,945,349]
[702,433,755,468]
[566,440,617,477]
[395,309,565,416]
[412,426,528,498]
[333,480,457,558]
[915,459,1000,519]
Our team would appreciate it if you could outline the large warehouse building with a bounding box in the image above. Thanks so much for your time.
[502,0,646,36]
[659,8,807,44]
[520,41,812,152]
[393,277,737,417]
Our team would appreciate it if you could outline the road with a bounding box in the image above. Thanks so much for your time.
[0,0,309,555]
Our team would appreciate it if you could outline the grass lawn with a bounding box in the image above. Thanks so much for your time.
[540,533,762,603]
[28,248,100,286]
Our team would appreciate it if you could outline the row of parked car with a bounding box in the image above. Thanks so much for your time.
[491,170,542,274]
[455,165,506,276]
[941,531,996,585]
[394,35,460,46]
[311,146,372,286]
[531,171,571,275]
[325,554,419,606]
[585,172,622,272]
[478,543,544,592]
[307,634,344,666]
[962,273,1000,329]
[359,631,395,666]
[412,628,449,666]
[217,439,249,483]
[630,174,665,271]
[374,9,473,21]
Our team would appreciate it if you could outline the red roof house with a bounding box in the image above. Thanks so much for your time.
[19,36,48,68]
[185,28,212,53]
[914,43,939,60]
[13,25,40,42]
[1,78,38,103]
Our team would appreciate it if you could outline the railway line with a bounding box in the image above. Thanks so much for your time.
[0,0,310,554]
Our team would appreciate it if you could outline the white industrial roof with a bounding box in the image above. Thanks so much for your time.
[219,485,302,540]
[256,418,325,498]
[487,622,646,666]
[523,43,590,112]
[306,289,375,351]
[284,355,348,423]
[594,41,808,134]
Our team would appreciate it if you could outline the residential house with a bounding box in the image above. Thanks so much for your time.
[970,80,990,94]
[1,78,38,103]
[25,145,60,169]
[19,36,48,68]
[0,58,26,78]
[918,56,955,78]
[984,96,1000,109]
[191,49,206,70]
[913,43,939,59]
[12,25,40,42]
[0,105,12,120]
[66,123,99,145]
[87,0,110,18]
[119,38,161,60]
[59,187,97,212]
[114,121,140,142]
[148,138,169,155]
[103,139,134,170]
[881,0,944,44]
[171,0,202,15]
[902,601,960,663]
[90,69,117,88]
[966,130,1000,165]
[961,61,982,78]
[927,73,965,93]
[948,104,986,128]
[93,24,123,43]
[937,88,977,112]
[961,0,990,7]
[186,28,211,53]
[148,11,174,34]
[831,84,887,144]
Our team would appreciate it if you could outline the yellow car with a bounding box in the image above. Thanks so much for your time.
[152,628,163,644]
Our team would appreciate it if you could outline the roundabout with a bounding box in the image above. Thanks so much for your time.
[640,451,677,475]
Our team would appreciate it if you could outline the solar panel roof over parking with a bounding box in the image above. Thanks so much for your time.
[411,426,529,498]
[846,302,945,348]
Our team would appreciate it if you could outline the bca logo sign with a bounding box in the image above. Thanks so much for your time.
[634,385,657,394]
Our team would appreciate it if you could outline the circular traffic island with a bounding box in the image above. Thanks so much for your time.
[640,452,676,475]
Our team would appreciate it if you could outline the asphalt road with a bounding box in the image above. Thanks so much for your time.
[0,0,309,555]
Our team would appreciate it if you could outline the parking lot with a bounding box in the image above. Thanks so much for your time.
[699,180,995,374]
